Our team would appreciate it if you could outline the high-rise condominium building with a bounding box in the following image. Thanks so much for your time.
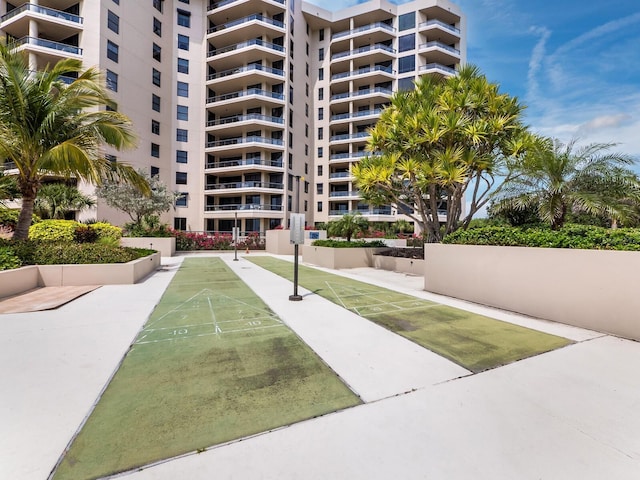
[0,0,465,233]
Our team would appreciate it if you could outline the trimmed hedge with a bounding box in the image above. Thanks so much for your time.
[0,246,21,271]
[29,220,79,242]
[311,239,387,248]
[443,225,640,251]
[0,209,40,229]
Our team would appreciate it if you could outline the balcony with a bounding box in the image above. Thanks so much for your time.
[205,181,284,192]
[208,38,284,58]
[206,136,285,153]
[332,22,394,41]
[329,207,392,216]
[329,151,369,162]
[209,0,285,10]
[331,43,395,62]
[330,109,383,124]
[206,158,284,171]
[418,18,460,44]
[418,41,460,65]
[331,65,393,83]
[206,114,284,133]
[208,14,284,44]
[329,172,352,180]
[207,64,285,84]
[207,0,286,25]
[330,87,393,103]
[329,132,370,144]
[11,36,82,57]
[419,63,456,76]
[1,3,82,24]
[204,203,284,218]
[329,190,360,198]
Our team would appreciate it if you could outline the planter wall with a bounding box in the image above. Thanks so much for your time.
[424,244,640,341]
[372,255,425,276]
[0,253,160,298]
[303,246,386,269]
[266,230,328,255]
[120,237,176,257]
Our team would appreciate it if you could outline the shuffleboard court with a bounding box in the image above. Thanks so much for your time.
[247,256,572,373]
[52,257,360,480]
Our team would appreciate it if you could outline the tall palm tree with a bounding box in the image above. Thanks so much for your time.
[0,41,148,239]
[34,183,95,220]
[493,138,640,229]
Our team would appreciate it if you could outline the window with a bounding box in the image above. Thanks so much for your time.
[290,40,294,59]
[177,105,188,120]
[317,201,323,212]
[177,81,189,97]
[107,10,119,33]
[318,107,324,120]
[304,144,308,155]
[176,150,188,163]
[177,58,189,73]
[289,108,293,128]
[306,63,309,76]
[178,0,190,3]
[288,174,293,190]
[398,55,415,74]
[305,103,309,117]
[151,143,160,158]
[177,34,189,50]
[319,28,324,41]
[176,129,188,142]
[318,48,324,61]
[152,68,161,86]
[399,12,415,31]
[106,40,119,62]
[305,124,309,137]
[317,147,323,158]
[305,83,309,96]
[112,0,119,4]
[318,88,324,100]
[287,195,292,211]
[177,9,191,27]
[153,18,162,36]
[305,163,309,174]
[174,217,187,230]
[152,94,161,112]
[288,132,293,147]
[152,43,161,61]
[153,0,163,12]
[289,63,294,81]
[151,166,160,177]
[106,70,118,91]
[151,120,160,135]
[175,193,188,207]
[399,33,415,52]
[306,43,309,55]
[398,77,415,91]
[316,183,323,194]
[317,127,323,140]
[319,68,324,80]
[304,181,309,193]
[176,172,188,184]
[304,200,308,212]
[105,154,117,162]
[289,86,293,104]
[317,165,323,176]
[288,154,293,169]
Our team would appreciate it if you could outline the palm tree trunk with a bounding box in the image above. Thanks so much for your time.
[13,188,36,240]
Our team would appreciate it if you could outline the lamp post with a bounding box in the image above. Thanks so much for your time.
[233,211,239,261]
[289,175,304,301]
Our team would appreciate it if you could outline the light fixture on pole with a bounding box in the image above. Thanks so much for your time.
[289,175,304,301]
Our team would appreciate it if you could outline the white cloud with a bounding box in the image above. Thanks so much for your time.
[578,114,633,134]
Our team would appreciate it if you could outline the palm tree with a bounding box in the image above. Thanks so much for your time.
[493,138,640,229]
[0,41,148,239]
[34,183,96,220]
[328,213,369,242]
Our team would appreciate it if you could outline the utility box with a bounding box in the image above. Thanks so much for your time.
[290,214,305,245]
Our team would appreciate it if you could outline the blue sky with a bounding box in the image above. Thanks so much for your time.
[306,0,640,158]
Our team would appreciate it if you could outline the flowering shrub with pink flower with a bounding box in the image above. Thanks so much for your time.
[170,229,265,251]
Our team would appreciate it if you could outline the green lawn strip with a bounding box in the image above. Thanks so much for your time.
[247,256,572,373]
[53,257,360,480]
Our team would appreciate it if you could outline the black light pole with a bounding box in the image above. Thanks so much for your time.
[233,211,239,261]
[289,175,303,301]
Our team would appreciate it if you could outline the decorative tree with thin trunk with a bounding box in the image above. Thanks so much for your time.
[0,41,148,240]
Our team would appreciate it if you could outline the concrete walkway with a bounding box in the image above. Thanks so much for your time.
[2,253,639,479]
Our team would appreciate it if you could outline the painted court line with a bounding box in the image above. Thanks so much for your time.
[142,316,280,332]
[134,323,286,345]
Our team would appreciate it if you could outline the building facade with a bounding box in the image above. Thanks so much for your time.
[0,0,465,233]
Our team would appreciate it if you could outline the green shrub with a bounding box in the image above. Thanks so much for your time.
[311,239,388,248]
[29,219,81,241]
[0,209,40,229]
[443,225,640,251]
[32,242,153,265]
[0,246,21,270]
[90,222,122,242]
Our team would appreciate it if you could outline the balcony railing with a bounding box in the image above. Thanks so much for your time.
[329,172,351,179]
[330,109,383,121]
[207,88,284,103]
[12,36,82,55]
[330,87,392,101]
[205,203,283,212]
[0,162,17,171]
[1,3,83,24]
[329,151,369,160]
[209,0,285,10]
[418,19,460,34]
[329,207,392,215]
[206,136,284,148]
[419,63,456,75]
[208,14,284,33]
[208,38,284,58]
[419,41,460,55]
[206,181,284,190]
[207,114,284,127]
[330,132,370,142]
[331,65,393,81]
[331,43,395,60]
[329,190,360,198]
[331,22,394,40]
[206,158,283,169]
[207,64,284,81]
